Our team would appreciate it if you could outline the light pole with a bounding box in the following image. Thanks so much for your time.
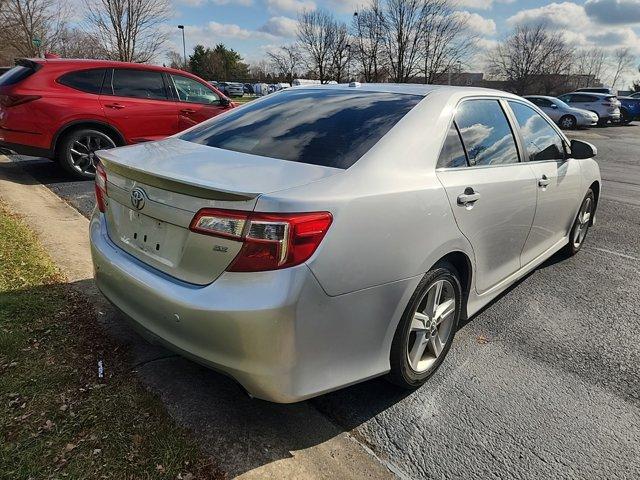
[178,25,186,70]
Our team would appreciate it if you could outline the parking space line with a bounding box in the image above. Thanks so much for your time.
[586,246,639,261]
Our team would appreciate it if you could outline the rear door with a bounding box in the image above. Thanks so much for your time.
[506,100,582,265]
[168,74,227,132]
[436,98,538,293]
[99,68,177,143]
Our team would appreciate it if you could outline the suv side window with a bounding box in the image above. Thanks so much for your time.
[571,94,593,103]
[455,99,519,166]
[508,101,565,162]
[108,69,167,100]
[58,69,106,94]
[171,75,219,104]
[437,123,468,168]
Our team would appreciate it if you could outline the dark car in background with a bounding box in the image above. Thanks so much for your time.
[617,96,640,124]
[0,59,234,178]
[0,67,12,76]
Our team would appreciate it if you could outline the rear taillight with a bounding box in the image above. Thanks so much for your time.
[95,162,107,213]
[0,94,41,108]
[190,208,333,272]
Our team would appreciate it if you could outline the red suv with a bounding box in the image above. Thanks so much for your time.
[0,59,234,178]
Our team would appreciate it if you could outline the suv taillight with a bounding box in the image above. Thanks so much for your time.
[0,94,41,108]
[95,163,107,213]
[189,208,333,272]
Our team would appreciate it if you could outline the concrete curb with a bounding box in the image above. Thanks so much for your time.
[0,155,396,480]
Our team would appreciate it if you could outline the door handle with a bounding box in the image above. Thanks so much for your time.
[105,103,125,110]
[538,175,551,187]
[180,108,196,114]
[457,188,481,206]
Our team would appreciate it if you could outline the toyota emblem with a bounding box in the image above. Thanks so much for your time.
[130,187,146,210]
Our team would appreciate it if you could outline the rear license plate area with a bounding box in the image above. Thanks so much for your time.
[123,211,167,254]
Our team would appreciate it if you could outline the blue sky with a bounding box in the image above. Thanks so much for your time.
[164,0,640,82]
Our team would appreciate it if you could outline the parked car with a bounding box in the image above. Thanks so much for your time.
[575,87,616,95]
[208,80,219,88]
[524,95,598,129]
[617,95,640,124]
[243,83,254,94]
[629,92,640,99]
[218,82,244,97]
[0,58,234,178]
[557,92,621,125]
[91,84,600,402]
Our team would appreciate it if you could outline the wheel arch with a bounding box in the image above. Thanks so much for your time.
[434,250,473,321]
[52,120,126,158]
[589,180,600,225]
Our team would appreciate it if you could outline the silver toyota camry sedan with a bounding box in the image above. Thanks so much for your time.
[90,84,601,402]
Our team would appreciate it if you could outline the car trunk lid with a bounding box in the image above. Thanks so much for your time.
[97,137,341,285]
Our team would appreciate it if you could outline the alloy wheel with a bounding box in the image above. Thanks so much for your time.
[406,279,457,373]
[68,134,116,176]
[572,196,593,249]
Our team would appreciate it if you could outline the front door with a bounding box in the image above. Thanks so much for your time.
[506,101,583,265]
[100,68,177,143]
[169,74,228,132]
[436,99,538,294]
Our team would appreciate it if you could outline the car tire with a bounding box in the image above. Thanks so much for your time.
[563,189,595,257]
[559,115,577,129]
[387,262,462,389]
[58,128,118,179]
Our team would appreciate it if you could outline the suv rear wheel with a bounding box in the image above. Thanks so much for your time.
[58,128,117,179]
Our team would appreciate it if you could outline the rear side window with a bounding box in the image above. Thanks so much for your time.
[180,90,422,169]
[58,69,106,94]
[570,94,594,103]
[0,66,37,86]
[455,99,519,166]
[107,69,167,100]
[508,101,565,162]
[437,123,468,168]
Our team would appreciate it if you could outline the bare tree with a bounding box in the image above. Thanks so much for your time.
[610,47,635,89]
[575,48,607,88]
[267,45,303,84]
[86,0,171,63]
[381,0,424,83]
[329,23,352,83]
[351,1,386,82]
[297,9,338,83]
[0,0,68,59]
[58,27,108,59]
[421,0,476,84]
[486,23,574,95]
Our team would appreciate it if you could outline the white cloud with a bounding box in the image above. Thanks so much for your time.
[206,21,255,39]
[454,0,514,10]
[455,11,496,35]
[585,0,640,25]
[259,16,298,37]
[507,2,591,30]
[212,0,254,5]
[267,0,316,13]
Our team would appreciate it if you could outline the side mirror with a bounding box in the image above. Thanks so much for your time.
[550,104,558,109]
[570,139,597,159]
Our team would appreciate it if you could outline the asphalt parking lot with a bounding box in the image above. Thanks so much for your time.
[6,124,640,479]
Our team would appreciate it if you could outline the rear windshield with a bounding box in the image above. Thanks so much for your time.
[180,89,422,169]
[0,65,37,86]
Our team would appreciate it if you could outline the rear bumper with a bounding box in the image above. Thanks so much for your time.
[90,212,416,402]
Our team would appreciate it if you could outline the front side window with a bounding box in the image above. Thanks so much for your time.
[58,69,106,94]
[437,123,468,168]
[455,99,519,166]
[508,101,565,162]
[180,90,422,169]
[171,75,219,104]
[109,69,167,100]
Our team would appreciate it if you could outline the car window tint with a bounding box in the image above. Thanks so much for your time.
[508,101,565,162]
[58,69,106,94]
[0,65,37,86]
[437,123,468,168]
[572,94,592,103]
[180,90,422,169]
[455,99,519,166]
[536,98,553,107]
[172,75,219,104]
[110,69,167,100]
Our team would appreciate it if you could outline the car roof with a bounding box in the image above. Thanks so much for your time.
[289,82,522,99]
[564,91,614,97]
[524,95,557,100]
[24,58,197,78]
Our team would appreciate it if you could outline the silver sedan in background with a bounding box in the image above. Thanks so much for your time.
[90,85,601,402]
[525,95,598,129]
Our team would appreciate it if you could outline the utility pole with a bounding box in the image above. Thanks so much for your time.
[178,25,186,70]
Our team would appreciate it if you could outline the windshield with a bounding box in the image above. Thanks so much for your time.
[180,89,422,169]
